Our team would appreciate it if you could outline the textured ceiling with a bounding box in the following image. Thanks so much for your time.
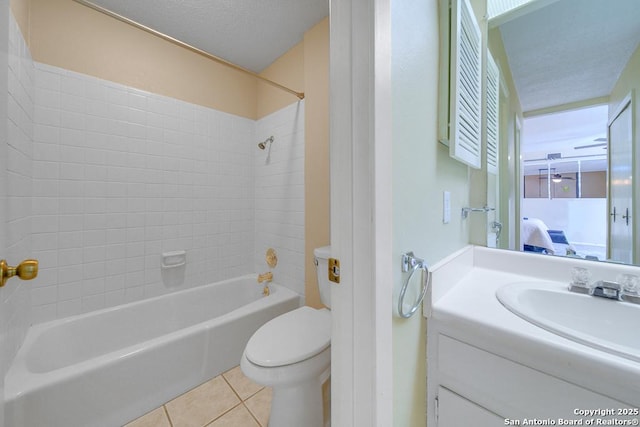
[89,0,328,73]
[487,0,539,20]
[522,104,608,152]
[499,0,640,113]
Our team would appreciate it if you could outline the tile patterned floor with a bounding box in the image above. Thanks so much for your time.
[125,366,272,427]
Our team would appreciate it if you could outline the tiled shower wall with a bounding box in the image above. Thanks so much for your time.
[30,62,250,322]
[27,63,304,324]
[2,11,34,376]
[254,102,305,297]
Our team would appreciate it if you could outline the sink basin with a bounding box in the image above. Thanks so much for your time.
[496,282,640,362]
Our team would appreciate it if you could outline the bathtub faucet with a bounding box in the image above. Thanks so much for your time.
[258,272,273,296]
[258,272,273,283]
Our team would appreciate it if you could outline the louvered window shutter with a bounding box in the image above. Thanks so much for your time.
[486,51,500,174]
[449,0,482,168]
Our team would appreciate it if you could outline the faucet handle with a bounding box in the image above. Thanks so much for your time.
[617,274,640,304]
[617,274,639,294]
[571,267,591,286]
[568,267,592,294]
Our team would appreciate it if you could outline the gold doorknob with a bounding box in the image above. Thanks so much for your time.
[0,259,38,287]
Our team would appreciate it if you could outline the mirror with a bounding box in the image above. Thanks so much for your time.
[482,0,640,265]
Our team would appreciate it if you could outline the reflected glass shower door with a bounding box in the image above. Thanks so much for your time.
[608,99,633,264]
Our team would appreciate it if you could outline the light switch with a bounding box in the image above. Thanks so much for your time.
[443,191,451,224]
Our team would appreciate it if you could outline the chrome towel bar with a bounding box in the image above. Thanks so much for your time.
[461,206,495,219]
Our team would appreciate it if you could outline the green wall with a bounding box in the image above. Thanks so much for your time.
[391,0,470,425]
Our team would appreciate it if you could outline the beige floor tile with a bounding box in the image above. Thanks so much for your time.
[166,376,241,427]
[206,404,260,427]
[222,366,264,400]
[244,387,272,427]
[124,407,171,427]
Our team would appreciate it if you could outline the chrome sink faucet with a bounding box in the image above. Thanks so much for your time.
[569,268,640,304]
[590,280,622,300]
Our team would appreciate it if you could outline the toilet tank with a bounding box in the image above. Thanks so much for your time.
[314,246,332,309]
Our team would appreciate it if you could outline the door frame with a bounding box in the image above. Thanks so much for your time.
[329,0,393,425]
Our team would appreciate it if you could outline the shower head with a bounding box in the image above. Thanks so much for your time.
[258,136,274,150]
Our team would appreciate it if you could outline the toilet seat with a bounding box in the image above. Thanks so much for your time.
[245,306,331,367]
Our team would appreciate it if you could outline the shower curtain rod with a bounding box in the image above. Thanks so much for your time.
[72,0,305,100]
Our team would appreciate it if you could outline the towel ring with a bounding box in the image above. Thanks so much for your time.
[398,252,431,318]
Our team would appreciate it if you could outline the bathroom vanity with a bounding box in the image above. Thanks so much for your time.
[426,246,640,426]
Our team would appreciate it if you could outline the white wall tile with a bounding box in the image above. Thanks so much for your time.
[1,11,33,375]
[21,59,304,324]
[81,294,105,313]
[31,303,57,325]
[57,298,82,318]
[254,101,306,296]
[58,280,82,301]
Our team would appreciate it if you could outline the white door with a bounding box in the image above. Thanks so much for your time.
[514,116,522,250]
[0,0,9,424]
[608,96,633,264]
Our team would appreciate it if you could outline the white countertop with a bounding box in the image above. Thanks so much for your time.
[427,246,640,406]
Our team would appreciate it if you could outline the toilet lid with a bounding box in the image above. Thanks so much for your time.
[245,306,331,367]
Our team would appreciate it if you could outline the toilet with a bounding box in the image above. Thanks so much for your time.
[241,246,332,427]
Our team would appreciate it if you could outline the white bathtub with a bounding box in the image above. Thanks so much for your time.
[5,275,300,427]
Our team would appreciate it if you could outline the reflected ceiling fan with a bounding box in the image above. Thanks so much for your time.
[550,173,575,183]
[574,137,608,150]
[538,168,575,183]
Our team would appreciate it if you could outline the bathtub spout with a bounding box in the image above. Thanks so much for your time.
[258,272,273,296]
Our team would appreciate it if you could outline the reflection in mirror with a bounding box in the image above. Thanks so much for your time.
[521,106,608,261]
[486,0,640,266]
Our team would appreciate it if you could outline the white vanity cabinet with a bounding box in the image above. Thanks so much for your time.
[430,332,630,426]
[426,246,640,427]
[437,386,504,425]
